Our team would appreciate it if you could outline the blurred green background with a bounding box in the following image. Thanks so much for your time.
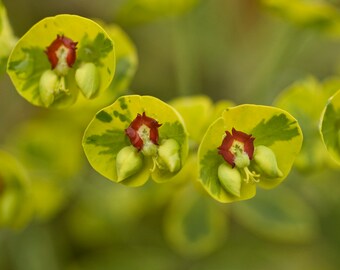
[1,0,340,269]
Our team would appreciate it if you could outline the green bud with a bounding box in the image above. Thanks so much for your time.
[234,151,250,168]
[75,62,100,99]
[39,69,58,106]
[253,145,283,178]
[157,139,181,173]
[141,141,158,157]
[116,146,143,182]
[217,163,242,197]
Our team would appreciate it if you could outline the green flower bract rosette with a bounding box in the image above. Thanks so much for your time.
[7,14,115,108]
[198,104,303,203]
[83,95,188,187]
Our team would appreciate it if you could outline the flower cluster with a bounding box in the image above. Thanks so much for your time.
[125,112,162,154]
[82,95,188,187]
[39,33,102,106]
[7,14,115,108]
[217,128,282,197]
[45,35,77,74]
[197,104,303,203]
[116,112,181,182]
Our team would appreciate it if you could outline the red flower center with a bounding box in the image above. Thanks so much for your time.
[45,35,77,75]
[125,112,162,151]
[218,128,255,167]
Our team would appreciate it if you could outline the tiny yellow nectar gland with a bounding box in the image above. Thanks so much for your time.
[253,145,283,178]
[39,70,59,106]
[157,138,181,173]
[116,146,143,182]
[217,163,242,197]
[75,62,100,99]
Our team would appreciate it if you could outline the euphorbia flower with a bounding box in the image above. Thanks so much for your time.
[7,14,115,108]
[83,95,189,187]
[218,128,259,184]
[218,128,255,168]
[198,104,303,203]
[45,35,77,75]
[125,112,162,152]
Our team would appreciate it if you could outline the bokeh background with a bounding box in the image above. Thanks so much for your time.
[1,0,340,269]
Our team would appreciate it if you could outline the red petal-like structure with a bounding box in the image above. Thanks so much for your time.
[125,112,162,151]
[218,128,255,167]
[45,35,78,69]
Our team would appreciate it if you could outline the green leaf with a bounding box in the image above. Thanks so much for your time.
[233,185,319,243]
[320,89,340,164]
[77,32,113,64]
[198,104,303,203]
[0,150,33,229]
[251,113,300,146]
[199,150,224,197]
[83,95,188,187]
[163,185,228,257]
[0,2,17,74]
[274,76,339,171]
[85,129,128,156]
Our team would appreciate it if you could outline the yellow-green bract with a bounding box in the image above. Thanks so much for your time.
[170,95,234,144]
[82,95,189,187]
[0,150,33,229]
[274,77,340,171]
[320,89,340,164]
[198,104,303,203]
[261,0,340,37]
[0,1,17,74]
[74,22,138,110]
[5,115,83,221]
[7,14,115,108]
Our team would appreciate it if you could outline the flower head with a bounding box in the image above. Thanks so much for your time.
[218,128,255,168]
[45,35,78,75]
[7,15,115,108]
[125,112,162,152]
